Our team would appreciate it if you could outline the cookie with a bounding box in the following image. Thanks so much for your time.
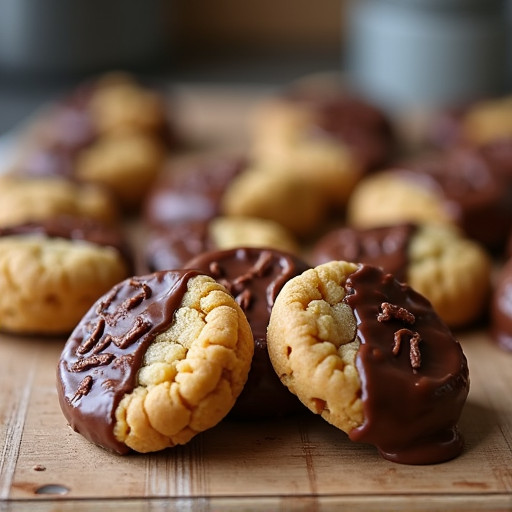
[312,223,492,328]
[0,176,119,228]
[13,73,171,208]
[347,146,512,252]
[220,163,326,236]
[144,216,299,273]
[0,216,131,334]
[144,155,326,237]
[184,247,310,419]
[429,95,512,149]
[251,86,395,206]
[267,261,470,464]
[57,270,254,454]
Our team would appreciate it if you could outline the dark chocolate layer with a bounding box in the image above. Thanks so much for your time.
[312,224,416,282]
[143,157,246,225]
[344,264,469,464]
[57,270,200,454]
[185,247,310,419]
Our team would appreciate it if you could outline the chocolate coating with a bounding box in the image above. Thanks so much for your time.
[285,90,395,171]
[57,270,200,454]
[312,224,416,282]
[491,258,512,352]
[144,220,215,272]
[399,146,512,251]
[143,157,246,225]
[185,247,310,419]
[344,264,469,464]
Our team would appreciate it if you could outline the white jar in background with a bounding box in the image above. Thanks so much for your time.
[346,0,509,110]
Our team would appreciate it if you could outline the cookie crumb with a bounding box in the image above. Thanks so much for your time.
[393,328,422,369]
[378,302,415,324]
[32,465,46,472]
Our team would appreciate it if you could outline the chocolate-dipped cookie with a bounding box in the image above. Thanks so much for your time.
[267,261,470,464]
[184,247,311,419]
[57,270,254,453]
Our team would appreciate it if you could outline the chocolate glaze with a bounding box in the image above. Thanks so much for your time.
[145,220,215,272]
[312,224,416,282]
[491,258,512,352]
[396,146,512,251]
[143,157,246,225]
[284,91,395,171]
[57,270,200,454]
[185,247,310,419]
[344,264,469,464]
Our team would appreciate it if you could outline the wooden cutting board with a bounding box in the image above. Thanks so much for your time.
[1,83,512,511]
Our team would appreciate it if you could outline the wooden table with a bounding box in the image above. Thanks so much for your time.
[1,83,512,511]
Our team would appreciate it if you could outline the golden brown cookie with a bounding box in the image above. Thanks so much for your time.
[312,223,492,328]
[220,163,326,236]
[267,261,469,464]
[250,87,395,208]
[0,176,119,228]
[57,270,254,454]
[0,218,131,335]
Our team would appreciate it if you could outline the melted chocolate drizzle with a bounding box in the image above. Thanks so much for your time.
[344,264,469,464]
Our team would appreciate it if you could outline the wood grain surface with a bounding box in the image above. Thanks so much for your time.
[1,83,512,511]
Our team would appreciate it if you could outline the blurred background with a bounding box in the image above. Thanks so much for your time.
[0,0,511,135]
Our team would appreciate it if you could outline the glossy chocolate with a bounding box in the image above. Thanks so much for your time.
[57,270,200,454]
[145,220,215,272]
[143,157,246,225]
[312,224,416,281]
[398,147,512,251]
[491,258,512,352]
[344,264,469,464]
[285,90,395,171]
[185,247,310,418]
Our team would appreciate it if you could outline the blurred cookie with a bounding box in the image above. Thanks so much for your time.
[347,147,512,252]
[0,175,119,228]
[251,86,395,207]
[429,95,512,149]
[13,73,171,208]
[144,216,298,272]
[0,216,131,334]
[312,223,492,328]
[267,261,470,464]
[144,155,327,237]
[57,270,254,454]
[185,247,310,419]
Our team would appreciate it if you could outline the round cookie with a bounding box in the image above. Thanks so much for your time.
[312,223,492,328]
[144,216,299,273]
[267,261,470,464]
[144,155,327,237]
[184,247,310,419]
[13,73,171,208]
[251,86,395,207]
[0,217,131,335]
[57,270,254,454]
[0,175,120,228]
[347,147,512,252]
